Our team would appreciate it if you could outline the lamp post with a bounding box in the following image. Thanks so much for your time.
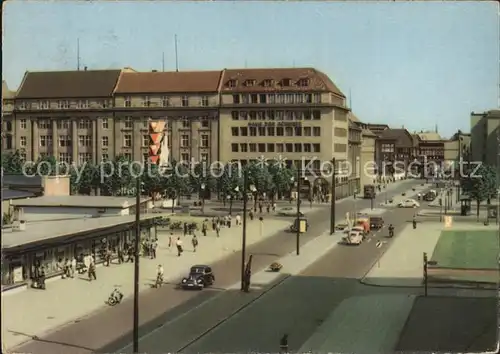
[240,174,255,292]
[200,183,206,214]
[329,158,336,235]
[295,170,301,255]
[423,252,437,297]
[133,177,143,354]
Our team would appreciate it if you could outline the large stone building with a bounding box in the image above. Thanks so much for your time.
[471,110,500,168]
[3,67,361,195]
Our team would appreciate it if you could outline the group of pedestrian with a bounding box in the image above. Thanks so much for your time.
[141,238,159,259]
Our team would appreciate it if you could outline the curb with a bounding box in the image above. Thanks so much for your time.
[359,278,497,291]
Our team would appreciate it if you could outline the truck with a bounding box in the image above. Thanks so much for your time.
[363,185,376,199]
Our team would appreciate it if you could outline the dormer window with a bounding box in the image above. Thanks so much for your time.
[244,79,256,87]
[281,78,291,86]
[143,96,151,107]
[262,79,273,87]
[298,78,309,87]
[228,79,237,88]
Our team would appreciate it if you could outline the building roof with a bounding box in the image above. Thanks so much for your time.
[10,195,150,208]
[2,81,15,99]
[16,70,122,99]
[417,132,442,141]
[114,71,223,94]
[1,189,37,201]
[2,214,157,250]
[3,174,42,187]
[219,67,345,96]
[378,128,415,147]
[361,128,377,137]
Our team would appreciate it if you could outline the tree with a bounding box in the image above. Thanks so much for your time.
[268,161,295,203]
[2,150,25,174]
[245,162,273,211]
[70,163,100,195]
[189,162,215,200]
[34,155,60,176]
[141,162,163,201]
[461,165,498,220]
[160,160,190,212]
[219,163,243,214]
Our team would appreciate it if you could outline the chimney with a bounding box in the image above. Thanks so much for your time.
[152,69,158,72]
[84,66,88,71]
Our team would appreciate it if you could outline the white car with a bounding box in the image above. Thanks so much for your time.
[277,207,304,217]
[342,231,363,245]
[398,199,420,208]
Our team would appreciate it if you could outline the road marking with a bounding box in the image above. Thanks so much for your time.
[376,241,382,248]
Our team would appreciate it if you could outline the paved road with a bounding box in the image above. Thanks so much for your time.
[12,181,419,354]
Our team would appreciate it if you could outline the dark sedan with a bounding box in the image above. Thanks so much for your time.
[180,265,215,290]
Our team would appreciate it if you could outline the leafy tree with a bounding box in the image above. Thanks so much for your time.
[34,155,59,176]
[111,155,135,196]
[219,163,243,213]
[2,150,25,174]
[245,162,273,211]
[461,165,498,220]
[189,162,215,200]
[267,161,295,203]
[71,163,100,195]
[160,160,190,212]
[142,162,163,201]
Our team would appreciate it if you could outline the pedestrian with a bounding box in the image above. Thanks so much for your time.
[176,237,183,257]
[413,216,417,229]
[127,246,134,262]
[215,223,220,237]
[64,258,71,278]
[258,202,263,214]
[71,257,76,278]
[117,248,124,264]
[192,234,198,252]
[272,202,276,212]
[105,249,112,266]
[235,214,241,226]
[150,239,158,259]
[168,233,173,248]
[202,222,207,236]
[227,215,232,228]
[88,260,97,281]
[249,210,254,221]
[183,222,188,237]
[156,264,164,287]
[212,218,216,231]
[266,203,270,213]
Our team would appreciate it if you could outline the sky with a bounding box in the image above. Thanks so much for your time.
[3,1,499,137]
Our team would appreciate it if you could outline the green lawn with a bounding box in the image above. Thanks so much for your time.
[430,230,499,269]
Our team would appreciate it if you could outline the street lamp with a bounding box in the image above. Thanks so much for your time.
[227,194,233,215]
[241,170,255,292]
[423,252,437,297]
[133,177,144,353]
[329,158,336,235]
[200,183,206,214]
[294,172,302,255]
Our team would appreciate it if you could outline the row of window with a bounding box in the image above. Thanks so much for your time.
[231,143,322,154]
[17,100,111,110]
[231,110,322,121]
[231,126,322,137]
[227,78,310,89]
[125,96,210,108]
[232,93,322,105]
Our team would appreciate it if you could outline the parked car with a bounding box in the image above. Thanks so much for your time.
[277,207,304,217]
[398,199,420,208]
[180,265,215,290]
[423,190,437,201]
[369,216,384,230]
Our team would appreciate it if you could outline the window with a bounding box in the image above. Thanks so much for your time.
[182,96,189,107]
[200,134,209,148]
[182,119,190,129]
[268,110,275,120]
[276,111,284,120]
[56,120,69,129]
[276,127,284,136]
[249,127,257,136]
[298,78,309,87]
[304,127,312,136]
[267,144,275,152]
[335,128,347,137]
[78,119,91,129]
[294,143,302,153]
[249,111,257,121]
[100,136,108,147]
[20,119,27,129]
[240,127,248,136]
[40,100,50,109]
[257,111,265,120]
[304,143,311,153]
[181,134,189,148]
[304,111,311,120]
[143,96,151,107]
[267,127,275,136]
[295,127,302,136]
[313,93,321,103]
[59,135,71,147]
[231,111,239,120]
[142,135,149,147]
[78,100,89,108]
[251,94,258,104]
[39,136,52,147]
[258,143,266,153]
[231,144,239,152]
[240,143,248,152]
[285,143,293,152]
[313,110,321,120]
[201,96,209,107]
[59,153,71,164]
[245,80,256,87]
[19,101,27,110]
[101,153,109,161]
[78,153,92,165]
[263,79,272,87]
[38,119,50,129]
[162,96,170,107]
[306,94,312,103]
[313,127,321,136]
[181,153,190,163]
[259,94,267,103]
[334,143,346,153]
[123,134,132,147]
[281,79,291,86]
[58,100,70,109]
[143,153,149,162]
[285,127,293,136]
[228,80,237,88]
[78,135,92,147]
[5,121,12,131]
[240,111,248,120]
[232,95,240,104]
[125,96,131,107]
[102,100,109,108]
[249,143,257,152]
[102,118,109,129]
[200,153,209,162]
[124,117,133,129]
[201,118,209,128]
[313,144,321,153]
[258,127,266,136]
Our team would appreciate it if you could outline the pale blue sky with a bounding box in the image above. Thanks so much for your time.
[3,1,498,137]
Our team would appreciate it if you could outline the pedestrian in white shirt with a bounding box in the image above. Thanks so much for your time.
[235,214,241,226]
[71,257,77,278]
[176,237,183,257]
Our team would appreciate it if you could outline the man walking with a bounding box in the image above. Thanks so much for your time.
[215,223,220,238]
[88,260,97,281]
[176,237,183,257]
[192,234,198,252]
[150,239,158,259]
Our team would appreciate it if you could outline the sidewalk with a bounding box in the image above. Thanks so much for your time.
[1,217,290,350]
[361,222,499,288]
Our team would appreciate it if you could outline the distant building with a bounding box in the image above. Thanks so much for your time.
[470,110,500,167]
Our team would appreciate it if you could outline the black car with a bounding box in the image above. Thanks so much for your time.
[181,265,215,290]
[369,216,384,230]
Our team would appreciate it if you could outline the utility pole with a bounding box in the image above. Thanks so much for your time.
[133,177,141,353]
[296,169,301,255]
[77,38,80,71]
[330,158,336,234]
[241,169,248,291]
[423,252,428,297]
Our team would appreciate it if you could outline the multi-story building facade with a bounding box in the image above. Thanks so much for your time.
[444,130,471,175]
[471,110,500,168]
[350,116,377,189]
[2,81,16,150]
[374,128,416,178]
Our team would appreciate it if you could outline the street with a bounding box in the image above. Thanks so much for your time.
[12,181,432,354]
